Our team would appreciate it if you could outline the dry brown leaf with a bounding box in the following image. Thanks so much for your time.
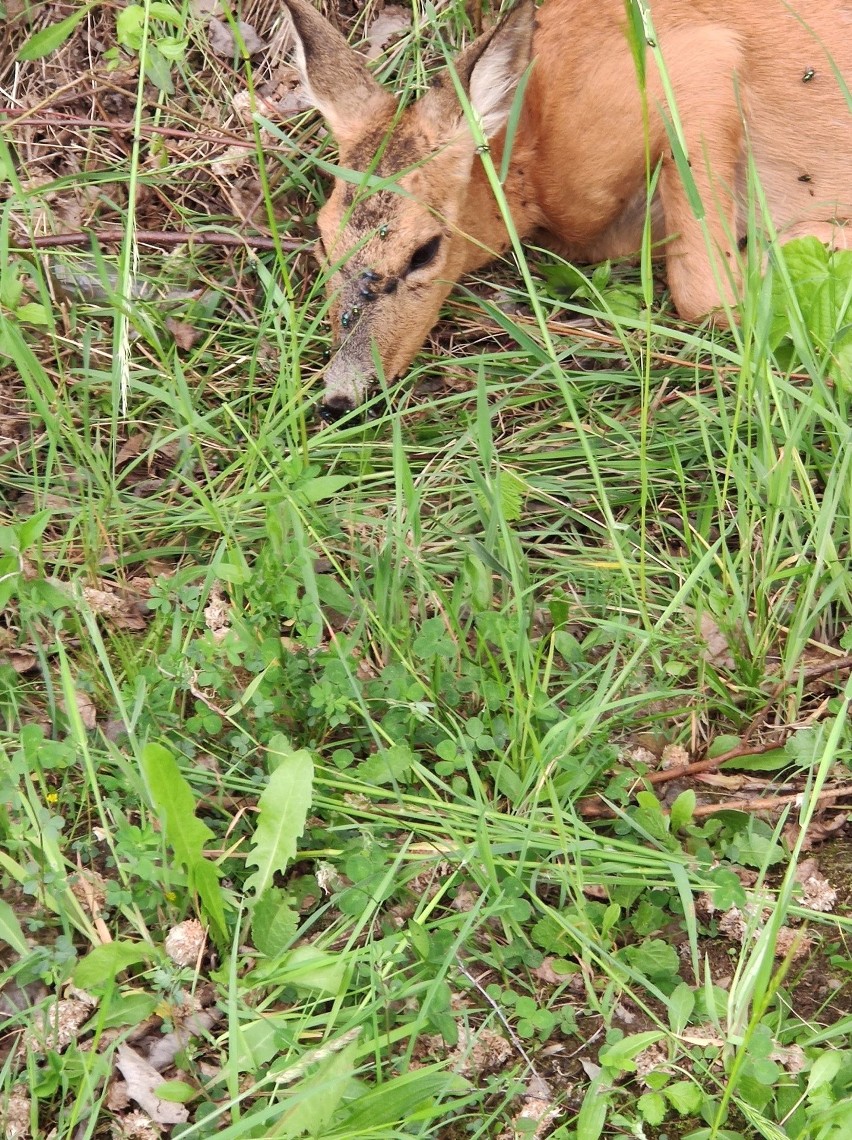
[110,1107,160,1140]
[189,0,219,17]
[82,585,148,632]
[451,1026,512,1077]
[531,957,574,986]
[145,1009,221,1072]
[204,586,230,636]
[794,860,837,912]
[636,1043,669,1080]
[106,1080,130,1112]
[696,772,748,789]
[719,904,813,959]
[783,812,848,849]
[773,927,813,960]
[207,18,265,58]
[115,434,149,467]
[771,1043,807,1073]
[115,1045,190,1125]
[165,317,202,350]
[70,864,107,911]
[72,688,98,730]
[582,883,609,900]
[3,0,29,21]
[682,1028,725,1048]
[363,5,411,60]
[497,1075,558,1140]
[275,85,313,117]
[3,650,38,674]
[698,611,735,669]
[451,883,480,912]
[626,744,657,768]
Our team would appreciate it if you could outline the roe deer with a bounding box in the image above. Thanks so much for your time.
[282,0,852,416]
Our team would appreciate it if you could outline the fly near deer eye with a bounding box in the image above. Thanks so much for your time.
[406,236,442,275]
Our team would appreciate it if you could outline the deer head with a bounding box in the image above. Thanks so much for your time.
[282,0,535,417]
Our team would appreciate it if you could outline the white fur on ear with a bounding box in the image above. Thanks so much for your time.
[280,0,395,143]
[285,22,317,106]
[467,24,531,137]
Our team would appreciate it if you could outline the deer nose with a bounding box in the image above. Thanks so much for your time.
[318,393,357,422]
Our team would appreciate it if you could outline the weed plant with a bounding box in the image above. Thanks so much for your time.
[1,2,851,1139]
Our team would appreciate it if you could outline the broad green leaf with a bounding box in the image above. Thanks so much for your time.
[496,469,525,522]
[622,938,680,980]
[638,1091,666,1126]
[540,261,591,297]
[154,1080,196,1104]
[296,474,352,503]
[15,303,50,326]
[154,36,188,62]
[708,734,741,758]
[807,1050,844,1092]
[15,510,52,552]
[251,888,298,957]
[192,857,227,944]
[664,1080,703,1115]
[139,743,214,871]
[244,738,314,896]
[148,2,183,25]
[274,1040,359,1138]
[727,748,788,772]
[0,899,28,955]
[116,5,145,50]
[686,1132,747,1140]
[769,236,852,389]
[99,991,160,1028]
[667,982,695,1033]
[214,559,251,584]
[140,744,227,942]
[669,788,695,832]
[357,743,414,787]
[0,271,24,310]
[463,551,497,615]
[407,918,430,961]
[725,824,785,869]
[234,1015,289,1073]
[144,44,175,94]
[281,944,345,996]
[486,759,523,803]
[599,1031,665,1073]
[315,574,356,615]
[17,5,93,60]
[576,1079,609,1140]
[74,942,148,991]
[340,1067,470,1131]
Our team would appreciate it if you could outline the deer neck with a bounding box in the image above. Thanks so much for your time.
[456,128,540,275]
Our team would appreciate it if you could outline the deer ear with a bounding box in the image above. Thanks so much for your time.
[283,0,396,145]
[421,0,535,142]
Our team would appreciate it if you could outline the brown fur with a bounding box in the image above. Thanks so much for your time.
[283,0,852,412]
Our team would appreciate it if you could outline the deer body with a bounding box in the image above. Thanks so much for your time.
[282,0,852,414]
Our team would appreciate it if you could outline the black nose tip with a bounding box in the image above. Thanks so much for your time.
[318,397,356,423]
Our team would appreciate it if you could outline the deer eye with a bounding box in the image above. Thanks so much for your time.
[406,235,442,275]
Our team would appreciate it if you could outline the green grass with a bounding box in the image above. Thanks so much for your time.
[1,2,851,1139]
